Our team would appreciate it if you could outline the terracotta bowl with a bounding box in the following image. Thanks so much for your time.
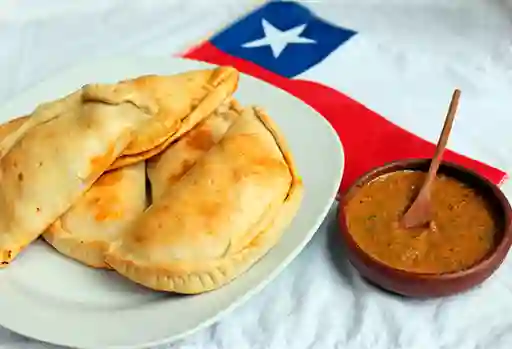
[338,158,512,298]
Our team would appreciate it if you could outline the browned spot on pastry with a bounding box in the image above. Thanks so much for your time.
[1,157,18,170]
[199,201,222,219]
[17,172,23,181]
[232,168,245,182]
[89,144,115,174]
[132,229,149,245]
[94,208,122,222]
[94,170,124,187]
[45,131,55,139]
[167,159,196,184]
[86,173,124,222]
[186,128,215,151]
[91,194,122,221]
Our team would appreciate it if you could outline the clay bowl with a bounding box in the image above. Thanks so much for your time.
[338,158,512,298]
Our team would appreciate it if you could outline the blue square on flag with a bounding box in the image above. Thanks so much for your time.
[210,1,357,78]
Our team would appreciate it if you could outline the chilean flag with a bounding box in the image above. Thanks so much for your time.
[182,1,506,192]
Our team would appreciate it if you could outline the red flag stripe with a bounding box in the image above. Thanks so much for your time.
[183,42,507,192]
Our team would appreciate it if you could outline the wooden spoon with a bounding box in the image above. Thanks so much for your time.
[401,89,461,229]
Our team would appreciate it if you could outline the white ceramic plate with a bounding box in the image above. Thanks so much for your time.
[0,57,344,349]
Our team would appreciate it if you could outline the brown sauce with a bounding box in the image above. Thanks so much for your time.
[345,171,497,274]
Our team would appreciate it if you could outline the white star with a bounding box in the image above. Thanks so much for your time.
[242,18,316,58]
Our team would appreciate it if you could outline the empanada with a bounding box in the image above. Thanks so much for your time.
[106,107,303,294]
[0,85,156,266]
[147,99,242,201]
[103,66,239,169]
[42,162,147,269]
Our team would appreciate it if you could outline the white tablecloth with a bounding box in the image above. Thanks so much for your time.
[1,1,512,348]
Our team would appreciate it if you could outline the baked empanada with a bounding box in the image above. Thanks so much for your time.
[106,107,303,294]
[104,66,239,169]
[147,99,242,201]
[43,162,147,269]
[0,85,156,266]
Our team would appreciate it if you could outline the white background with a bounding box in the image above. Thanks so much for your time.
[1,1,512,348]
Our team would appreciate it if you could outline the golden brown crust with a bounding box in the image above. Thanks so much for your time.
[117,66,239,156]
[105,106,303,294]
[146,98,242,200]
[107,69,239,170]
[41,163,147,269]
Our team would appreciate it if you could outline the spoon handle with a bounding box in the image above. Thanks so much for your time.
[401,89,461,229]
[423,89,461,190]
